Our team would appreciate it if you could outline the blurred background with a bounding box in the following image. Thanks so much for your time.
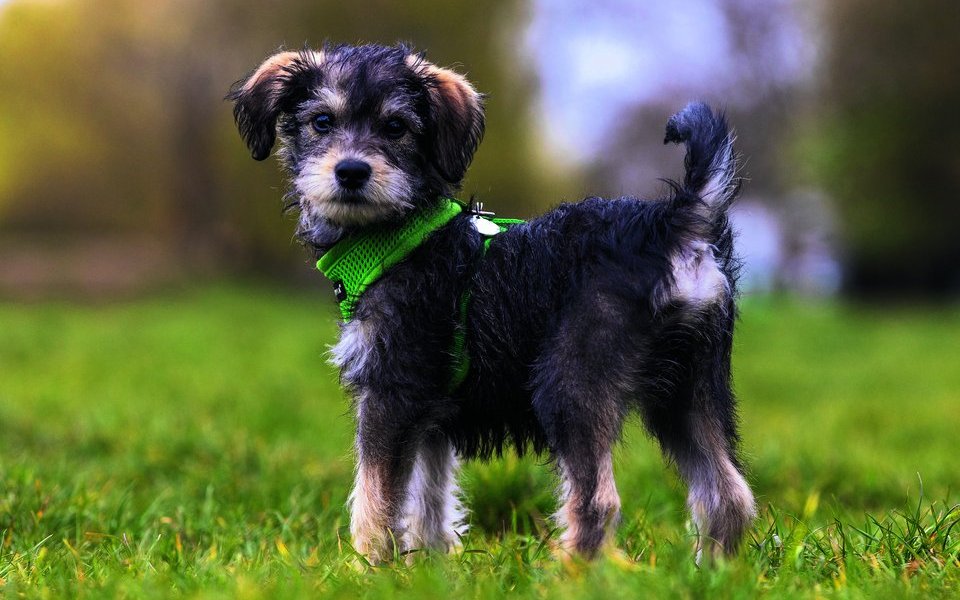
[1,3,960,585]
[1,0,958,300]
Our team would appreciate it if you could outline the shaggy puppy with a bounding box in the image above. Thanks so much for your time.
[228,43,756,563]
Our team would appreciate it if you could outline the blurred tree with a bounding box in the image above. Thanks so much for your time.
[0,0,170,233]
[0,0,571,289]
[813,0,960,296]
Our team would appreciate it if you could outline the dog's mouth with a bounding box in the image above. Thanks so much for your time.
[302,187,412,227]
[334,188,372,204]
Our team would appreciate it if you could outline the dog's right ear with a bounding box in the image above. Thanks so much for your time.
[227,50,324,161]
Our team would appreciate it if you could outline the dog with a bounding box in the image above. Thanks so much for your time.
[228,43,756,563]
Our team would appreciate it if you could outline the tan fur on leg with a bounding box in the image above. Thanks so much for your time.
[684,422,756,563]
[349,460,397,563]
[556,455,621,556]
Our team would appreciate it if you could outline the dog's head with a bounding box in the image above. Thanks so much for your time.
[228,44,484,227]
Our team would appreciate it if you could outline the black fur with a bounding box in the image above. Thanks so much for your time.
[229,43,755,561]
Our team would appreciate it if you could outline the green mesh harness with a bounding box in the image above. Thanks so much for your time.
[315,198,523,391]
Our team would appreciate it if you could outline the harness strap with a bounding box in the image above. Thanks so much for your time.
[447,216,524,391]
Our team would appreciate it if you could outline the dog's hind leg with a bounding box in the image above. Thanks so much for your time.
[532,301,632,557]
[554,446,622,558]
[401,434,465,554]
[644,308,756,561]
[658,406,755,562]
[681,420,755,562]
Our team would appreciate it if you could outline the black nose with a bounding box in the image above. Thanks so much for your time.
[334,159,371,190]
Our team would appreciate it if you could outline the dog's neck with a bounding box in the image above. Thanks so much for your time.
[296,195,458,260]
[293,209,343,258]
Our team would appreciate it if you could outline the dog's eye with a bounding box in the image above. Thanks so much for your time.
[384,118,407,140]
[312,113,335,135]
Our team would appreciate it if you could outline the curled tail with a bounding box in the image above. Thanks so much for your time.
[664,102,739,232]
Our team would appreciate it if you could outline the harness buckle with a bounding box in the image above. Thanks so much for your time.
[467,200,496,218]
[332,280,347,302]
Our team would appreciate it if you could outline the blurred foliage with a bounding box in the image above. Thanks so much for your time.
[4,0,959,297]
[810,0,960,296]
[0,0,575,279]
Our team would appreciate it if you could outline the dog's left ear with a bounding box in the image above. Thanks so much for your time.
[227,50,324,161]
[408,55,485,186]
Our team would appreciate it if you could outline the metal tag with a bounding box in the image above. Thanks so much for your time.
[471,216,501,237]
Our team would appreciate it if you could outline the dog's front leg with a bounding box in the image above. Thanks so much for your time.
[349,391,420,563]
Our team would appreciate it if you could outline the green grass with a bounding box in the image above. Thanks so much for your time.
[1,285,958,598]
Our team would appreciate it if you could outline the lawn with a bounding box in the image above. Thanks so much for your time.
[1,284,958,598]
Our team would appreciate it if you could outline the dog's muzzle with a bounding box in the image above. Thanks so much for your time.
[335,159,372,191]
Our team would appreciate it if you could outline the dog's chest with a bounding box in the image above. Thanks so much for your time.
[330,317,377,384]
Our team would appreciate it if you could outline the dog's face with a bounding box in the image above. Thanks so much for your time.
[229,44,484,227]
